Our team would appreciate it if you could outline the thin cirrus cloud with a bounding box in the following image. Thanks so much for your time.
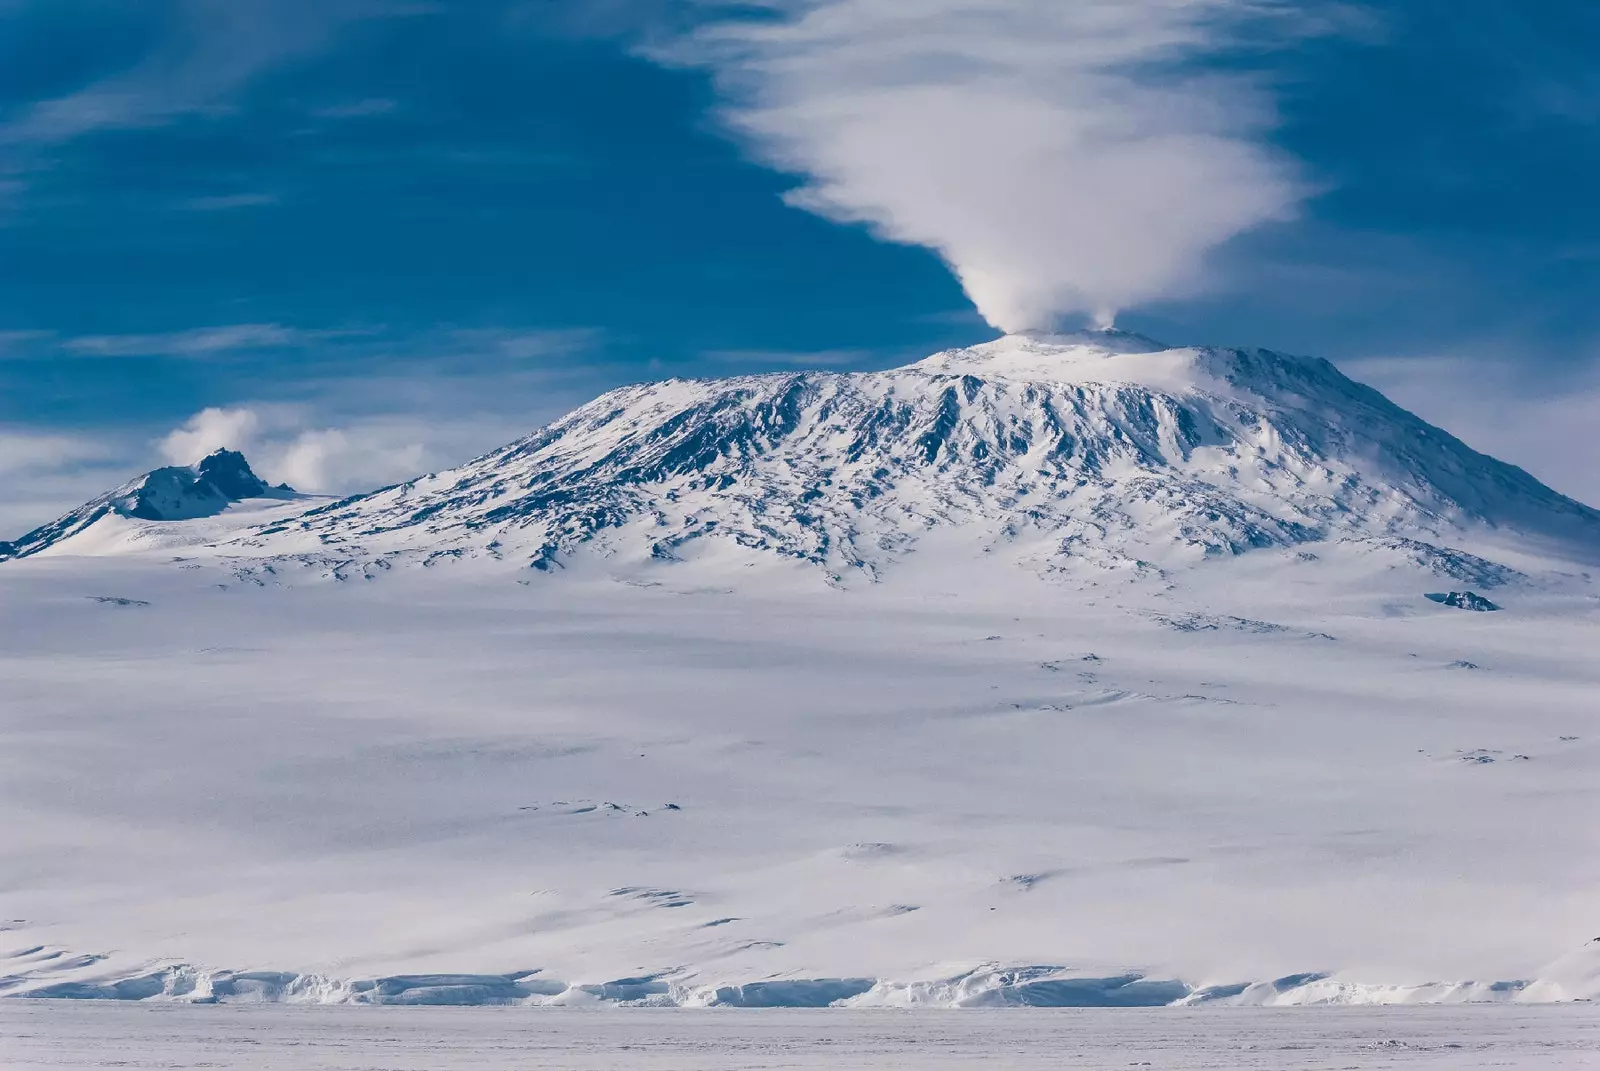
[311,97,400,120]
[657,0,1345,333]
[182,192,281,211]
[61,324,333,358]
[0,330,53,354]
[0,1,433,158]
[46,324,596,361]
[0,429,116,477]
[702,347,876,368]
[0,427,129,534]
[1341,352,1600,509]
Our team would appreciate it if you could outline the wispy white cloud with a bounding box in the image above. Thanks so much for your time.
[63,324,327,358]
[441,327,607,361]
[0,427,127,534]
[182,192,280,211]
[0,329,52,354]
[0,2,435,149]
[658,0,1347,333]
[703,347,874,368]
[0,429,116,477]
[311,97,399,120]
[1342,352,1600,509]
[26,322,598,362]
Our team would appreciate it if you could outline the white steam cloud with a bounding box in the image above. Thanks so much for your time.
[667,0,1323,332]
[159,407,262,466]
[159,406,428,494]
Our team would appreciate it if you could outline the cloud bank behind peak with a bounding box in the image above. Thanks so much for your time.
[665,0,1333,332]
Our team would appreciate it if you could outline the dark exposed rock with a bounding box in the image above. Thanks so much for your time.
[1426,592,1501,612]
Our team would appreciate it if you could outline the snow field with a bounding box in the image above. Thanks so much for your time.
[2,546,1598,1005]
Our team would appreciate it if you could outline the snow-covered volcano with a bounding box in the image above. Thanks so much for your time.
[200,330,1595,581]
[9,331,1596,579]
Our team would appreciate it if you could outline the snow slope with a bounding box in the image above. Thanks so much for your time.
[2,332,1599,1007]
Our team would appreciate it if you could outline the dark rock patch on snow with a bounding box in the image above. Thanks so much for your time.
[610,887,693,909]
[1426,592,1500,612]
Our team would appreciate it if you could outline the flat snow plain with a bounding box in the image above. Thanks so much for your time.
[6,1004,1600,1069]
[4,535,1600,1008]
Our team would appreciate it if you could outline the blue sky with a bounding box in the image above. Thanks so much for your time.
[2,1,1598,529]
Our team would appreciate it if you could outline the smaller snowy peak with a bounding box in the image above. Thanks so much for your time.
[113,448,291,521]
[112,449,286,523]
[0,449,295,561]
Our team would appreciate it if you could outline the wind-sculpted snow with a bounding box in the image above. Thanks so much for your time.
[209,332,1600,581]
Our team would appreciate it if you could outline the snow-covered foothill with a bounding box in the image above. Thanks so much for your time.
[0,449,306,562]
